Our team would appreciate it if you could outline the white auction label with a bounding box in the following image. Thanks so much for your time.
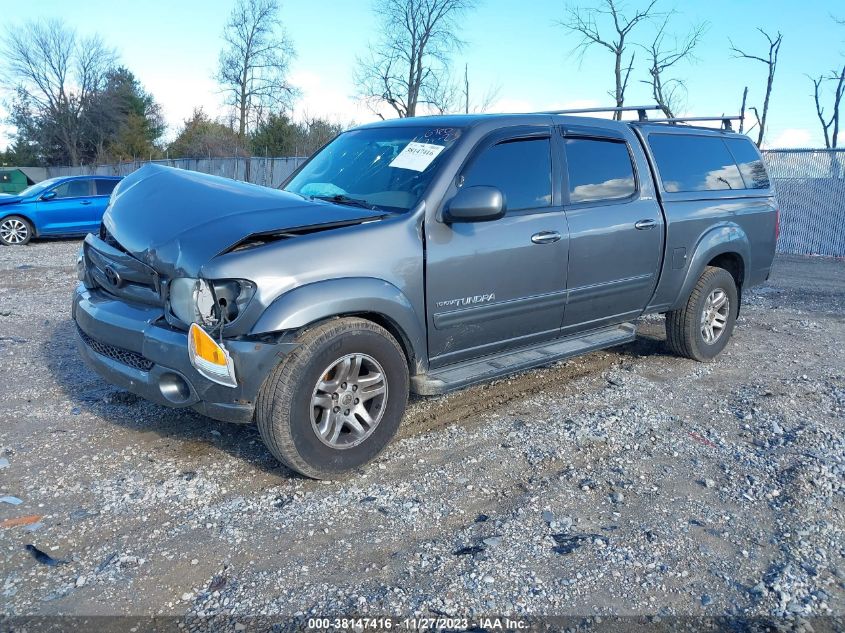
[388,142,445,172]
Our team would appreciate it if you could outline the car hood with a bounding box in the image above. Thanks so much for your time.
[0,194,23,206]
[103,164,386,277]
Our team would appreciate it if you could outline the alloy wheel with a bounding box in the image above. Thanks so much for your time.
[310,353,388,449]
[0,218,29,244]
[701,288,730,345]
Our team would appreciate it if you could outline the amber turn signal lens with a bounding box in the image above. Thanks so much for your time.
[190,323,226,366]
[187,323,238,387]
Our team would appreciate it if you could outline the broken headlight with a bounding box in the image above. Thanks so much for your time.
[168,278,256,327]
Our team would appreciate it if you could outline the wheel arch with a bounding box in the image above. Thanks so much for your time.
[671,224,750,312]
[250,278,427,374]
[0,210,38,237]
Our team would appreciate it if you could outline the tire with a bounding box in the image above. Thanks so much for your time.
[0,215,34,246]
[665,266,738,362]
[256,317,409,479]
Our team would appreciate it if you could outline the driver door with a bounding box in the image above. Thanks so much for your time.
[425,128,569,368]
[35,178,95,235]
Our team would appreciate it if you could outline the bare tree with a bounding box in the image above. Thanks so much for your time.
[559,0,660,119]
[423,67,459,114]
[355,0,476,118]
[216,0,296,139]
[461,64,501,114]
[738,86,748,133]
[811,65,845,148]
[2,19,116,166]
[730,29,783,147]
[639,13,706,118]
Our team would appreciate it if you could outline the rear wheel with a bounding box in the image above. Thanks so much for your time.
[0,215,33,246]
[665,266,738,361]
[256,317,409,479]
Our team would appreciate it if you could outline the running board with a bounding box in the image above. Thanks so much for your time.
[411,323,636,396]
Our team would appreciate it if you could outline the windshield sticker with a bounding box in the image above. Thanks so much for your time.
[389,142,445,172]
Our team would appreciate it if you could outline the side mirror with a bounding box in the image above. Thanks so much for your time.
[443,186,505,223]
[40,191,56,201]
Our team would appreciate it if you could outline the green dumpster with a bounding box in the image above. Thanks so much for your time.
[0,169,35,194]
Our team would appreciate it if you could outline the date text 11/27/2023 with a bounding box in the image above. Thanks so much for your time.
[306,616,530,630]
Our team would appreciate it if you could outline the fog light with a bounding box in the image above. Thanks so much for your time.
[158,373,191,404]
[188,323,237,388]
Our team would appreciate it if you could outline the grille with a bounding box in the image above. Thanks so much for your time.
[77,325,154,372]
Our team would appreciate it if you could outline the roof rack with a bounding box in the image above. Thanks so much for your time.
[540,105,662,121]
[637,115,743,131]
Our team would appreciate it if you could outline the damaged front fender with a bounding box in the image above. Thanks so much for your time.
[251,277,427,371]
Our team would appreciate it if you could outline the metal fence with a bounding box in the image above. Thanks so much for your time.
[46,156,308,189]
[762,149,845,258]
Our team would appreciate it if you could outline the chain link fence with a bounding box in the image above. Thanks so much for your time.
[762,149,845,258]
[46,156,308,189]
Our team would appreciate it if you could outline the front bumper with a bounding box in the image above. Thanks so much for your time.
[73,284,295,423]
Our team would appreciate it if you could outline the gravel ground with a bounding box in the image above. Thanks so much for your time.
[0,239,843,626]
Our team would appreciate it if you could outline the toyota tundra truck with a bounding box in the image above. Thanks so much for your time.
[73,106,778,478]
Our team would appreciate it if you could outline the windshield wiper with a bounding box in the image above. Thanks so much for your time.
[313,194,380,211]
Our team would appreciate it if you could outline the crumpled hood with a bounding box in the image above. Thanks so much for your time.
[103,164,385,277]
[0,194,23,206]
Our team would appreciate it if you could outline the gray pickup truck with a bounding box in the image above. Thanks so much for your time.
[73,107,778,478]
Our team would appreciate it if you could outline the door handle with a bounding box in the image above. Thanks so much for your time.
[80,200,92,205]
[531,231,562,244]
[634,219,656,230]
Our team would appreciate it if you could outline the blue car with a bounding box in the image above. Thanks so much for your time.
[0,175,122,246]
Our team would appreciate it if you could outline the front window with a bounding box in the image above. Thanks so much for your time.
[284,126,463,213]
[461,137,552,211]
[51,179,93,199]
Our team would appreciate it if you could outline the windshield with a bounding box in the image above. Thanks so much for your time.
[284,126,463,213]
[19,178,61,198]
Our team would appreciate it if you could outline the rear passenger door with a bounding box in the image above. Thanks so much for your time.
[560,126,664,334]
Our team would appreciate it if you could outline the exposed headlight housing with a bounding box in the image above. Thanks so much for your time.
[168,278,256,328]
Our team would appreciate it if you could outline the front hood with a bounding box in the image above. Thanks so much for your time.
[103,164,385,277]
[0,195,23,206]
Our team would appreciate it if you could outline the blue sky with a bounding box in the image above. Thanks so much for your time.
[2,0,844,149]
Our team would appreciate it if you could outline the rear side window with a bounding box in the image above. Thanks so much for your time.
[564,138,636,204]
[51,179,93,199]
[648,134,744,192]
[725,138,770,189]
[462,137,551,211]
[96,179,119,196]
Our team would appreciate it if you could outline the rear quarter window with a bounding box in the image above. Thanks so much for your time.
[96,179,119,196]
[647,134,745,193]
[724,137,770,189]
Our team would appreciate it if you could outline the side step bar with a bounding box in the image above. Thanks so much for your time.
[410,323,636,396]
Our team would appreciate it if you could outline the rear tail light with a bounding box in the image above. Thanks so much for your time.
[774,209,780,242]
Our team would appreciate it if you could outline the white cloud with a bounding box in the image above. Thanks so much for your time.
[289,69,379,126]
[768,128,813,149]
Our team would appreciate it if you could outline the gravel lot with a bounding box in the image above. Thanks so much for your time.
[0,239,843,626]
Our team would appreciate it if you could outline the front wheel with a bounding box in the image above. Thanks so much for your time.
[0,215,34,246]
[665,266,738,362]
[256,317,409,479]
